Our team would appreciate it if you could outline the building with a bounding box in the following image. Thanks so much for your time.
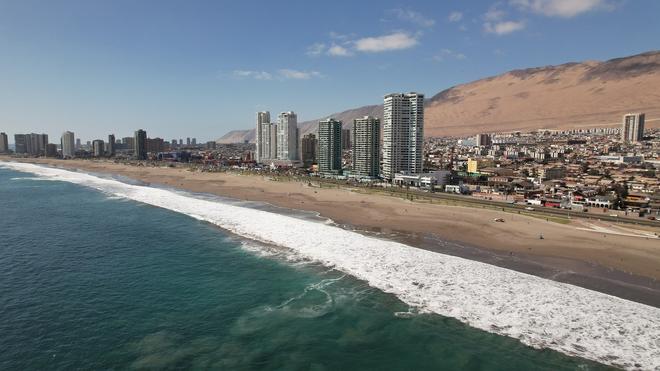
[14,134,27,154]
[45,143,58,157]
[301,133,317,167]
[256,121,278,162]
[206,141,217,150]
[539,166,566,180]
[146,138,164,153]
[476,133,492,147]
[467,158,494,173]
[277,111,298,161]
[621,113,645,142]
[134,129,147,160]
[61,131,75,158]
[341,129,351,150]
[122,137,135,150]
[317,119,343,175]
[75,138,81,150]
[29,133,47,155]
[106,134,115,156]
[171,139,178,149]
[0,132,8,153]
[352,116,380,179]
[191,138,197,146]
[186,137,191,146]
[382,92,424,180]
[394,170,450,189]
[14,133,47,156]
[92,140,105,157]
[255,111,275,163]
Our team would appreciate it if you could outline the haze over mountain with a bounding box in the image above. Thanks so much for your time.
[218,50,660,143]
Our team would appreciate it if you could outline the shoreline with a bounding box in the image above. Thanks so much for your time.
[3,157,660,307]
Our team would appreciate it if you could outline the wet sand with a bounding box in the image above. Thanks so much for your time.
[4,157,660,307]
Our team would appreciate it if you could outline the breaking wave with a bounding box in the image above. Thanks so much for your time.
[2,162,659,370]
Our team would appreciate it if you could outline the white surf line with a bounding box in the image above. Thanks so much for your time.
[2,162,659,370]
[577,223,659,239]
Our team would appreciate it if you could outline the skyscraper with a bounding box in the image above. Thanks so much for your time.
[14,134,27,154]
[257,121,277,163]
[352,116,381,179]
[107,134,116,156]
[255,111,271,163]
[134,129,147,160]
[92,140,105,157]
[476,133,492,147]
[277,111,298,161]
[61,131,75,158]
[0,132,8,153]
[341,129,351,150]
[382,92,424,180]
[301,133,317,168]
[317,119,343,175]
[621,113,645,143]
[75,138,81,150]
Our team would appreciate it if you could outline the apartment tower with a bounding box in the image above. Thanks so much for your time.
[352,116,381,179]
[622,113,645,143]
[382,92,424,180]
[317,119,343,175]
[61,131,75,158]
[277,111,298,161]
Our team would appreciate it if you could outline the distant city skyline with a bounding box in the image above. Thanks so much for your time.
[1,0,660,141]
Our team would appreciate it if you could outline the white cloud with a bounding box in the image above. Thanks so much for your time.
[510,0,610,18]
[329,31,351,40]
[391,8,435,27]
[484,7,506,21]
[327,44,352,57]
[232,70,272,80]
[433,48,467,62]
[306,42,326,57]
[354,32,419,53]
[277,69,322,80]
[484,20,526,35]
[448,11,463,22]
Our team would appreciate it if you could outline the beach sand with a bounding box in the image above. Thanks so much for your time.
[4,157,660,305]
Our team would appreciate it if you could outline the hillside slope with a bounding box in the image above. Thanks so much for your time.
[218,50,660,142]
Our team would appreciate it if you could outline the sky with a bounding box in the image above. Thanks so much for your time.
[1,0,659,143]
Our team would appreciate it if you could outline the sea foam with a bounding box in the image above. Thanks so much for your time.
[2,162,659,370]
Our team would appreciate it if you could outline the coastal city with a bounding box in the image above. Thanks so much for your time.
[3,1,660,370]
[1,93,658,222]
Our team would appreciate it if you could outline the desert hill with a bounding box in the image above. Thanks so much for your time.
[217,50,660,143]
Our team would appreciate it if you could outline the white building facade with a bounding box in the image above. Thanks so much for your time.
[277,111,299,161]
[61,131,75,158]
[382,92,424,180]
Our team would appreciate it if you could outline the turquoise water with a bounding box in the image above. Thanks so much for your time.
[0,168,611,370]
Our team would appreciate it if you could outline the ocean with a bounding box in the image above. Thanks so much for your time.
[0,163,655,370]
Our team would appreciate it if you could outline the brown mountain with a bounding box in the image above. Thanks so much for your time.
[218,50,660,142]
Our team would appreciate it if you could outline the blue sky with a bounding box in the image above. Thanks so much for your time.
[1,0,659,142]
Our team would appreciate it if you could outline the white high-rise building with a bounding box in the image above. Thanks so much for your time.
[61,131,75,158]
[277,111,298,161]
[255,111,271,163]
[621,113,645,143]
[352,116,380,179]
[382,93,424,180]
[258,122,277,162]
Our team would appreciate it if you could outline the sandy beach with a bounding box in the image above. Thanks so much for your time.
[4,157,660,305]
